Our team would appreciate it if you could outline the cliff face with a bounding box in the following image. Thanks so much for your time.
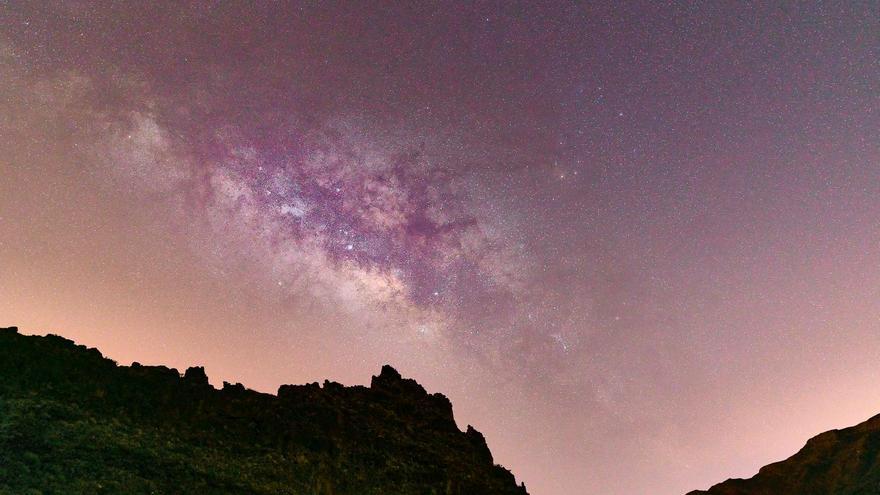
[688,414,880,495]
[0,326,527,495]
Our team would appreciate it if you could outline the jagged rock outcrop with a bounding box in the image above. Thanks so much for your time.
[183,366,210,385]
[688,413,880,495]
[0,326,528,494]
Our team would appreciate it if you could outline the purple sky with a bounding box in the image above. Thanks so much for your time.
[1,2,878,493]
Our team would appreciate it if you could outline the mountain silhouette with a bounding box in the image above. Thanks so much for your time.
[0,326,527,494]
[688,413,880,494]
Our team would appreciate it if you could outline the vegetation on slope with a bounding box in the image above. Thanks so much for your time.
[0,326,527,495]
[688,413,880,495]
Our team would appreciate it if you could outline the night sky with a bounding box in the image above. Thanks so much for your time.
[1,2,878,494]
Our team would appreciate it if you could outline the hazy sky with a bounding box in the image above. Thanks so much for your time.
[1,2,878,494]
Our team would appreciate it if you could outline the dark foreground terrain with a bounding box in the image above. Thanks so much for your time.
[0,326,527,494]
[688,412,880,495]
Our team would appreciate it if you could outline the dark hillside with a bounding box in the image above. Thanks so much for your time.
[688,413,880,495]
[0,326,527,494]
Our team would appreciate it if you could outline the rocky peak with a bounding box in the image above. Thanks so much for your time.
[369,364,456,425]
[378,364,401,381]
[466,424,494,464]
[370,364,428,396]
[183,366,209,385]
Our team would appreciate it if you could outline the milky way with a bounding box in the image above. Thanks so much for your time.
[1,2,879,494]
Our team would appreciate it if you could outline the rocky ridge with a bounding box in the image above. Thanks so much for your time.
[0,326,527,494]
[688,412,880,494]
